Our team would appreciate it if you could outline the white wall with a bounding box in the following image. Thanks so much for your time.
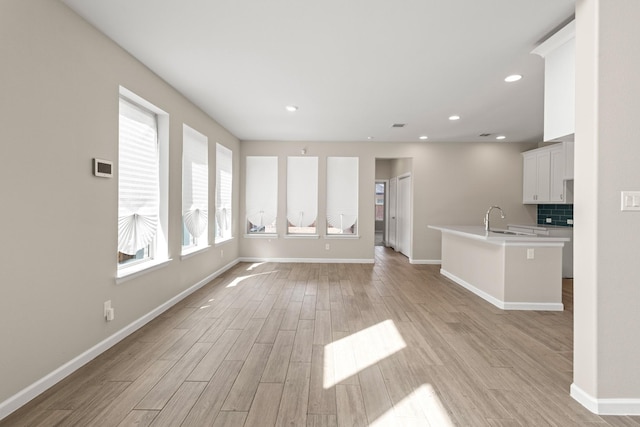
[573,0,640,412]
[239,140,538,263]
[0,0,240,409]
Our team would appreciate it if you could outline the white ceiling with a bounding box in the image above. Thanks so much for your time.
[61,0,575,143]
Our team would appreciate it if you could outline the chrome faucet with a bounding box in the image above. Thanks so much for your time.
[484,205,505,232]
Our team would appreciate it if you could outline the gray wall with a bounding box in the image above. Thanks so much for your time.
[0,0,541,414]
[0,0,240,406]
[239,140,537,262]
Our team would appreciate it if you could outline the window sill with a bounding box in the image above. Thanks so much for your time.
[116,258,172,284]
[325,234,360,239]
[214,237,234,247]
[284,234,320,239]
[181,245,211,260]
[244,233,279,239]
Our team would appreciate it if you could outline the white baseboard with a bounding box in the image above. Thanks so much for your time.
[409,259,441,265]
[0,259,239,421]
[571,383,640,415]
[238,257,374,264]
[440,268,563,311]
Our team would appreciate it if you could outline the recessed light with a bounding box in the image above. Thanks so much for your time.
[496,135,506,140]
[449,115,460,121]
[504,74,522,82]
[285,105,299,112]
[419,135,428,140]
[367,136,374,140]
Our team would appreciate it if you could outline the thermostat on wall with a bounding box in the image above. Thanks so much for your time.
[93,158,113,178]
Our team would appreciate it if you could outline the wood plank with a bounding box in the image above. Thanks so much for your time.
[244,382,284,427]
[335,384,367,427]
[261,330,295,383]
[221,343,273,411]
[181,360,243,426]
[148,381,206,427]
[275,362,311,427]
[291,319,315,363]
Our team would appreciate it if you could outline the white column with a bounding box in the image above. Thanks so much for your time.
[573,0,640,415]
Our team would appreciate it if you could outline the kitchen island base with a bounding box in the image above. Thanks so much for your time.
[431,226,566,311]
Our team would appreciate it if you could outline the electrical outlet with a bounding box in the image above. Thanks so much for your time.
[527,248,535,260]
[220,249,224,258]
[325,243,330,250]
[104,300,115,322]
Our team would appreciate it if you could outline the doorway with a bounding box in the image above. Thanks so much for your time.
[375,181,387,246]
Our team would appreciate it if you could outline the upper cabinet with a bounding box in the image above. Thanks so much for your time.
[522,142,574,204]
[532,20,575,142]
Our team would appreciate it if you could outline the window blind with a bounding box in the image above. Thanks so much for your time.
[246,156,277,230]
[182,125,208,241]
[118,98,159,255]
[216,143,233,239]
[327,157,358,232]
[287,156,318,228]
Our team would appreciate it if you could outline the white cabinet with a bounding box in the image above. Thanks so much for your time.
[522,143,573,204]
[532,20,575,142]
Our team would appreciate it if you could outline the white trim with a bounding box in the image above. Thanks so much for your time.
[531,20,575,58]
[180,245,211,260]
[0,259,239,422]
[239,257,374,264]
[324,234,360,239]
[116,258,172,284]
[409,259,441,265]
[440,268,563,311]
[284,234,320,239]
[571,383,640,415]
[244,233,279,239]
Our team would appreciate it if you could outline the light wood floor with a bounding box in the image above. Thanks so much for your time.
[3,247,639,426]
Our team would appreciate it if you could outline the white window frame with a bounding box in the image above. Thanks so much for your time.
[326,156,359,236]
[245,156,278,236]
[287,156,318,236]
[215,143,233,243]
[182,124,209,255]
[117,87,170,280]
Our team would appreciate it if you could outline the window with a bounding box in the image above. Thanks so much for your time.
[182,125,208,252]
[287,156,318,235]
[215,143,233,242]
[117,93,167,269]
[246,156,278,234]
[327,157,358,235]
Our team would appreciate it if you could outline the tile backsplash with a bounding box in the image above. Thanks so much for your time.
[538,204,573,227]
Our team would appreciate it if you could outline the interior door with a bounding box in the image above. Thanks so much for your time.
[397,174,412,258]
[388,177,397,250]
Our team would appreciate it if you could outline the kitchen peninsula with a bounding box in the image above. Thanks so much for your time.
[429,225,569,311]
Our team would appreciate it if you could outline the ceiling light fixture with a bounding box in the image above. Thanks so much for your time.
[419,135,428,140]
[449,115,460,121]
[285,105,299,112]
[496,135,506,140]
[504,74,522,82]
[367,136,374,140]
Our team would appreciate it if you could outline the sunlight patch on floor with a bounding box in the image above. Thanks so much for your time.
[225,270,276,288]
[246,262,266,271]
[324,320,406,389]
[371,384,454,426]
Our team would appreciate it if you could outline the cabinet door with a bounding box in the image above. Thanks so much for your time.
[536,150,551,202]
[549,147,565,202]
[522,153,538,204]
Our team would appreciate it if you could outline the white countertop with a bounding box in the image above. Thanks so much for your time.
[428,225,570,246]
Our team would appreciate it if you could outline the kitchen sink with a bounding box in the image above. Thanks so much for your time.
[490,230,536,236]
